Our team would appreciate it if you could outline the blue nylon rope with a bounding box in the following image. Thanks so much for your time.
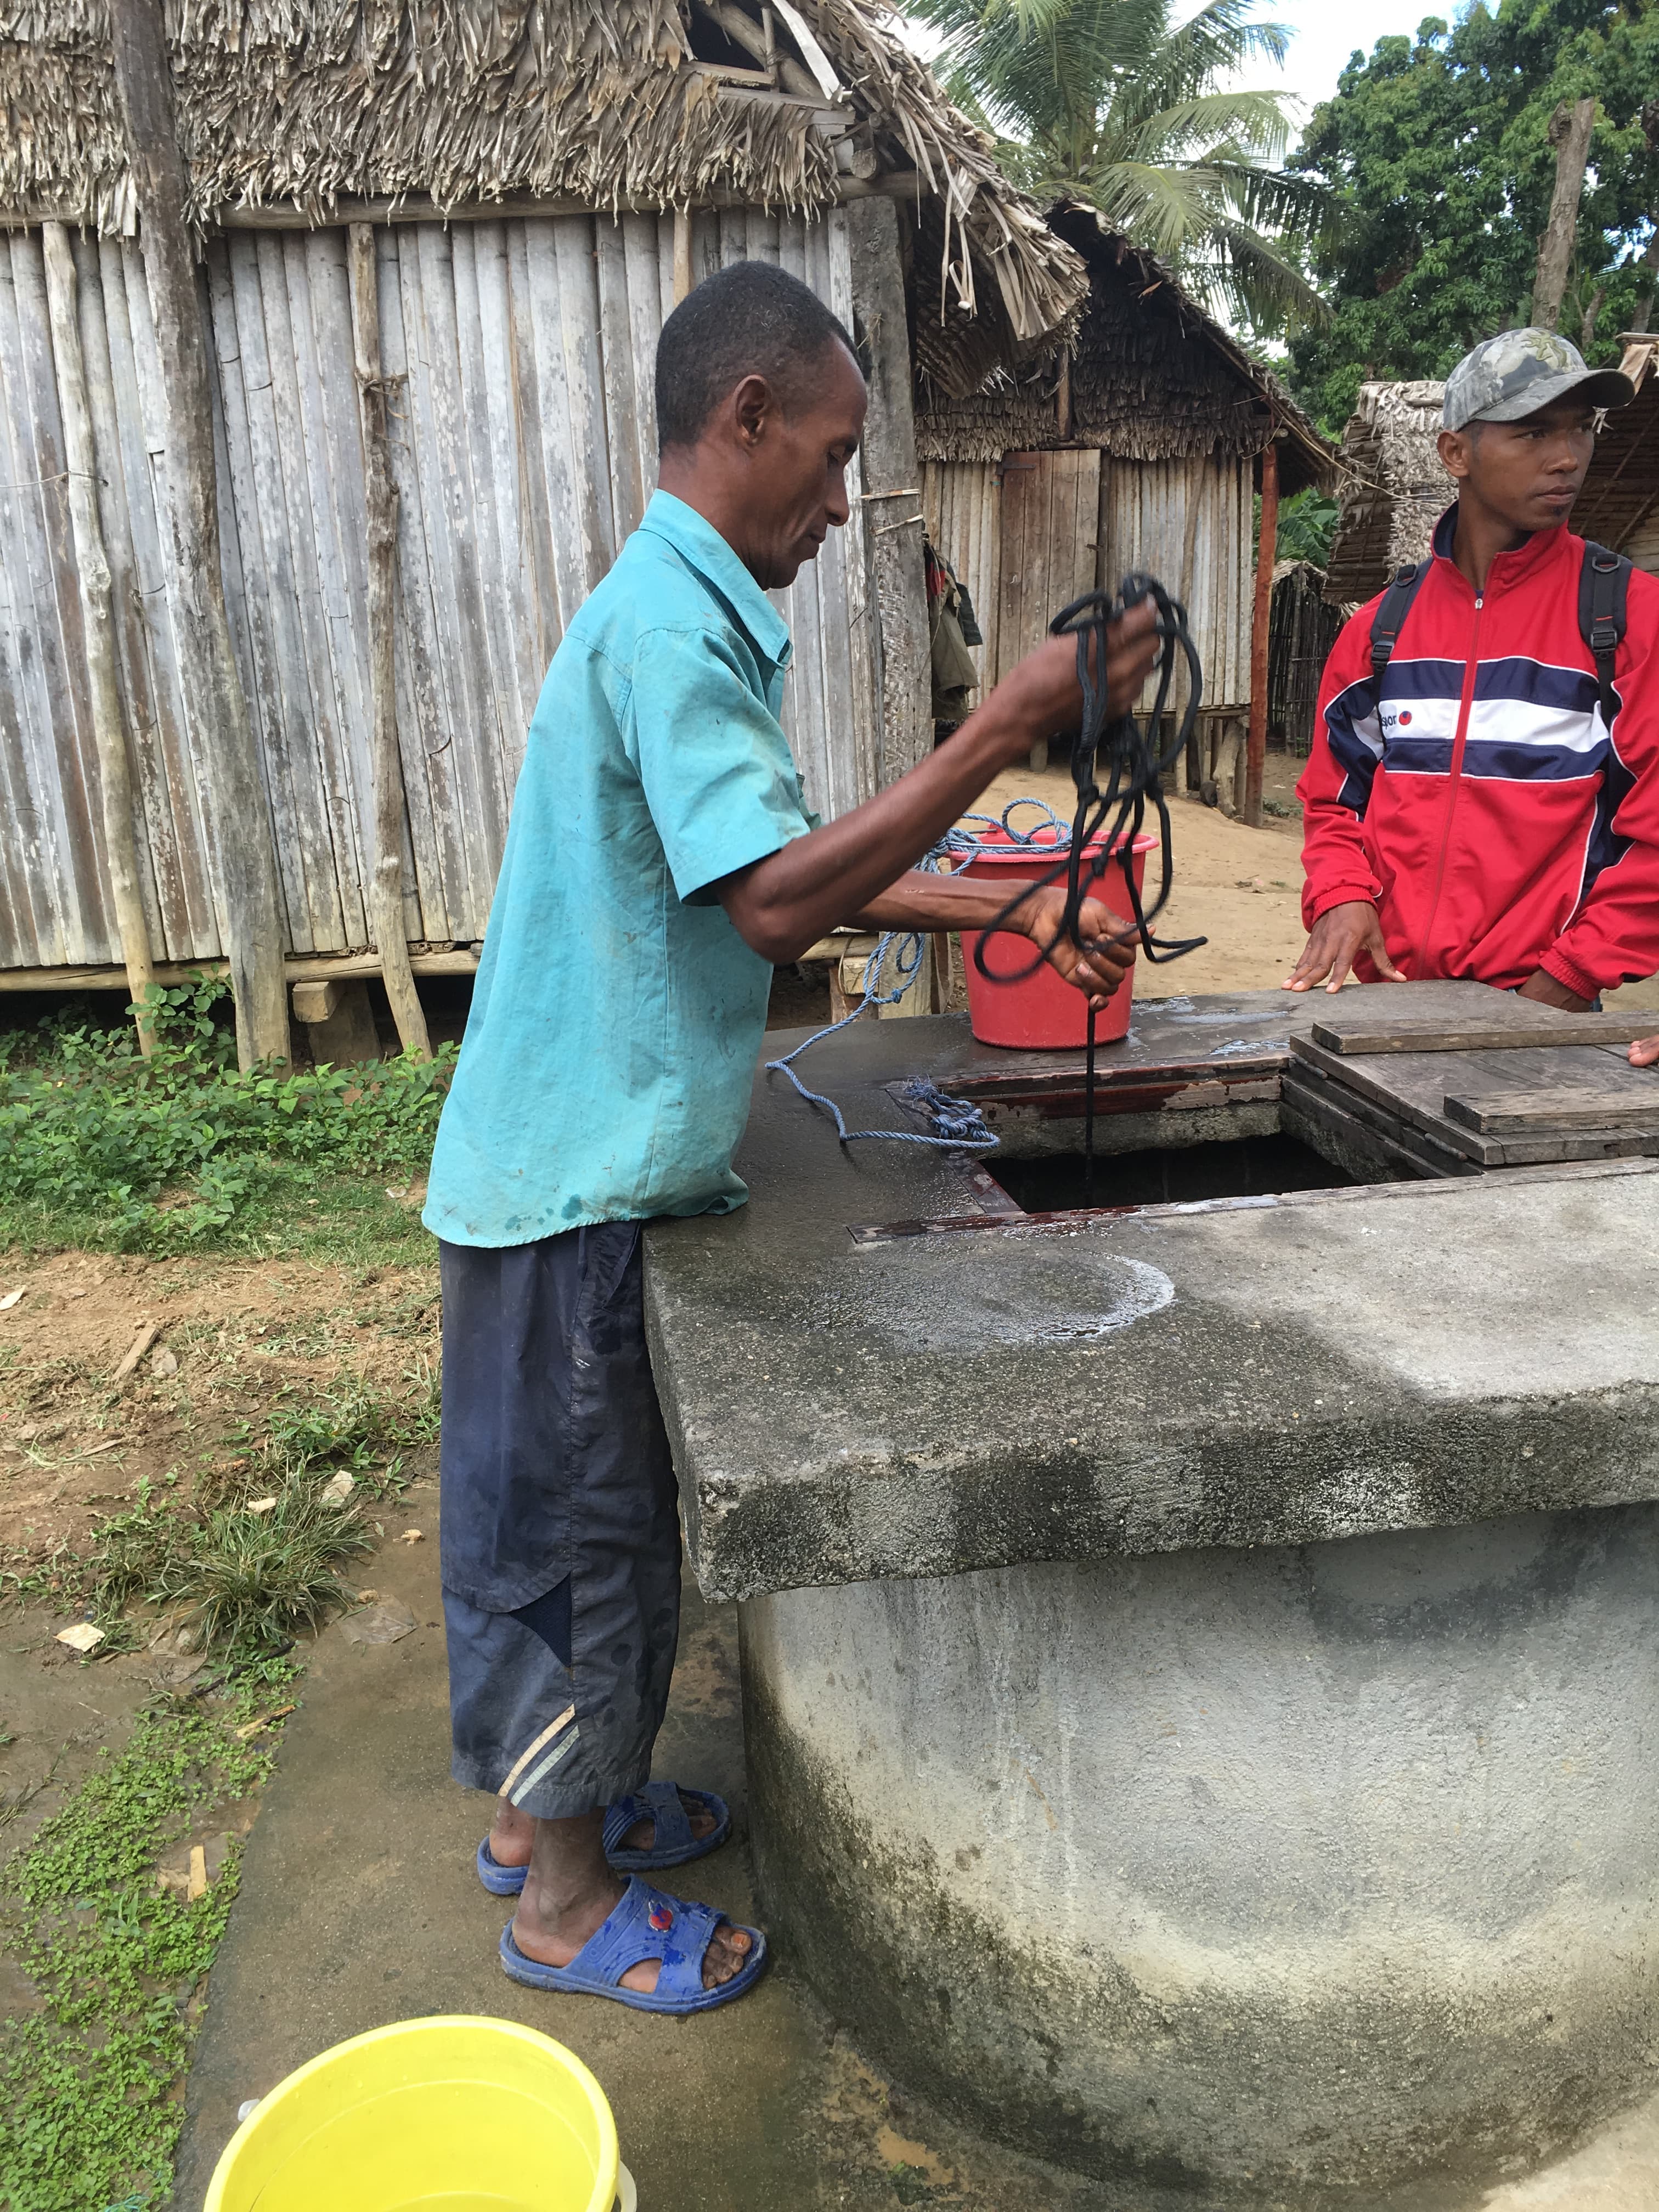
[763,799,1088,1153]
[766,931,996,1149]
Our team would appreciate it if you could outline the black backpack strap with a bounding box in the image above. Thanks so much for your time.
[1578,540,1630,730]
[1369,560,1429,689]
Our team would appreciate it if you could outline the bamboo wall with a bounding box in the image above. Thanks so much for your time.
[0,206,876,973]
[1268,561,1341,757]
[923,449,1255,716]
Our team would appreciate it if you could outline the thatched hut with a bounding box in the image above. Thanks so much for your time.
[916,198,1335,815]
[0,0,1086,1048]
[1324,338,1659,606]
[1321,380,1446,607]
[1573,335,1659,569]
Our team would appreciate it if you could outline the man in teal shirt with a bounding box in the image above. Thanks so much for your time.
[426,262,1156,2013]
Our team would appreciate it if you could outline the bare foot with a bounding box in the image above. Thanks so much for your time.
[510,1809,753,1994]
[490,1788,718,1869]
[489,1800,536,1870]
[618,1790,719,1855]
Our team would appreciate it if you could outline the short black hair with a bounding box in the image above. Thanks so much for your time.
[654,261,857,453]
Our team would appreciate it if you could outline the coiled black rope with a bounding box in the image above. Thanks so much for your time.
[970,573,1209,1198]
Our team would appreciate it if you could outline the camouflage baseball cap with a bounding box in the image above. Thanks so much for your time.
[1443,327,1635,432]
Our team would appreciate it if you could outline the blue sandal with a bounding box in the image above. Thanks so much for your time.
[498,1874,766,2014]
[477,1780,729,1894]
[603,1780,731,1872]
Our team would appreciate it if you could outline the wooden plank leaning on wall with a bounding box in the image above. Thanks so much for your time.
[41,223,157,1043]
[108,0,290,1066]
[346,223,431,1058]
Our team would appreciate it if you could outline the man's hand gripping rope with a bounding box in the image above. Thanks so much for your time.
[968,575,1208,1195]
[968,574,1209,990]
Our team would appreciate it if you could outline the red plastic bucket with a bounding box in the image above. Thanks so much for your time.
[956,828,1158,1049]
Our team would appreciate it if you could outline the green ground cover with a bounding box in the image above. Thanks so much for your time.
[0,983,450,2210]
[0,1687,290,2212]
[0,978,455,1259]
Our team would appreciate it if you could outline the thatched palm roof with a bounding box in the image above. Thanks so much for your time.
[916,198,1336,495]
[1322,380,1448,606]
[0,0,1086,388]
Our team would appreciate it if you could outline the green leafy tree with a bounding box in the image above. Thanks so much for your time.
[910,0,1333,331]
[1288,2,1659,433]
[1276,486,1341,565]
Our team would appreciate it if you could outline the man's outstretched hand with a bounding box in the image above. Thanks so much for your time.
[1013,885,1136,1008]
[1632,1035,1659,1067]
[1283,900,1407,994]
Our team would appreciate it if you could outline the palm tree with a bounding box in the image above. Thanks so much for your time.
[910,0,1330,334]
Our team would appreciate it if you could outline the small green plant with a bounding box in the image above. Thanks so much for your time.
[80,1482,372,1657]
[255,1363,439,1485]
[889,2163,938,2207]
[151,1485,373,1652]
[0,1692,285,2211]
[0,977,454,1256]
[86,1481,179,1618]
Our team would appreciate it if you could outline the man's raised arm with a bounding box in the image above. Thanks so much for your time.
[715,610,1159,1008]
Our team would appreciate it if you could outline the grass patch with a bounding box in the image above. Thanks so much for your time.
[0,1688,289,2212]
[0,976,454,1258]
[153,1486,374,1651]
[252,1362,440,1488]
[3,1355,436,1633]
[85,1479,375,1657]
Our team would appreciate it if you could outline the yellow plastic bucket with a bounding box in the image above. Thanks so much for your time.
[203,2014,635,2212]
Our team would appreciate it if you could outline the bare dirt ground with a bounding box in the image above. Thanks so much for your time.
[0,1227,436,1578]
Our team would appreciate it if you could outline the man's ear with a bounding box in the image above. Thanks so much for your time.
[731,373,776,449]
[1437,425,1473,483]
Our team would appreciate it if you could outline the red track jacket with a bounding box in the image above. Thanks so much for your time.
[1298,506,1659,999]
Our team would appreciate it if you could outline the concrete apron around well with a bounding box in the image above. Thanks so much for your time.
[642,987,1659,2206]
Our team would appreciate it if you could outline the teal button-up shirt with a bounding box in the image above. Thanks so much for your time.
[422,493,816,1247]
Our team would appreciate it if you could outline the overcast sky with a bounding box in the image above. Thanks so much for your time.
[898,2,1457,131]
[1245,1,1453,129]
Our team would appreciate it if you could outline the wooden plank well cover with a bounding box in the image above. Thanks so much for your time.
[1291,1034,1659,1169]
[1308,978,1657,1055]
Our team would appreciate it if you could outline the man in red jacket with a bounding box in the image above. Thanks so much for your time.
[1286,327,1659,1013]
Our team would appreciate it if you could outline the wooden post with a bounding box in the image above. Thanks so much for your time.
[846,194,930,789]
[1532,98,1597,332]
[41,222,157,1051]
[1244,439,1278,830]
[1170,466,1205,798]
[673,210,693,306]
[109,0,289,1068]
[347,222,430,1060]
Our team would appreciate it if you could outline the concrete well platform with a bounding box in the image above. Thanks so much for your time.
[643,987,1659,2208]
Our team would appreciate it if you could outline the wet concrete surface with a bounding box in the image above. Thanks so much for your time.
[646,997,1659,1602]
[161,1488,1659,2211]
[168,1490,1099,2212]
